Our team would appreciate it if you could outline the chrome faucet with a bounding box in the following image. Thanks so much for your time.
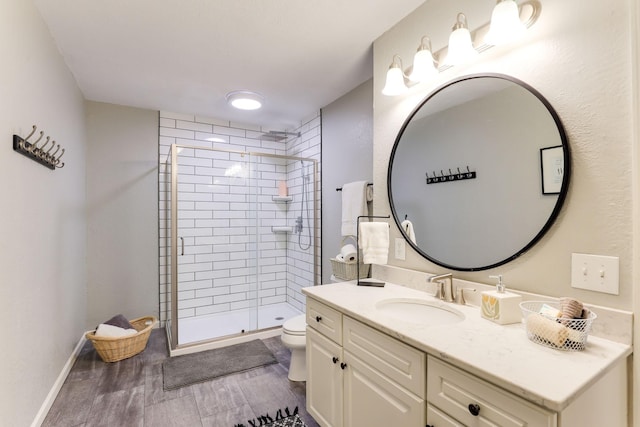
[428,273,454,303]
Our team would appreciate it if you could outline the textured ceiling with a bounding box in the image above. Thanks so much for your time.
[33,0,426,129]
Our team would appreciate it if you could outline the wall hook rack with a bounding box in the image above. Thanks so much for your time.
[13,125,65,170]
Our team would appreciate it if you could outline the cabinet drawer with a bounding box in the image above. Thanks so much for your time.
[343,316,426,398]
[307,298,343,344]
[427,404,462,427]
[427,356,556,427]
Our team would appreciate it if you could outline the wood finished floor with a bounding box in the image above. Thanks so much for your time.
[43,330,320,427]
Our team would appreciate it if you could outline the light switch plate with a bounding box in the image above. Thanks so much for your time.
[395,238,406,260]
[571,253,619,295]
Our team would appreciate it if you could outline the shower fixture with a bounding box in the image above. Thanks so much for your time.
[297,160,312,251]
[259,130,301,143]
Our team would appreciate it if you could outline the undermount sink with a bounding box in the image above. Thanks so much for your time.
[375,298,465,325]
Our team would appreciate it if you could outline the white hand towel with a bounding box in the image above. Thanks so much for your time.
[341,181,369,236]
[95,323,138,338]
[401,219,416,244]
[358,222,389,265]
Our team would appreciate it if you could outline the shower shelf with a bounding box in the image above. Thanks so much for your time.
[272,196,293,202]
[271,226,293,233]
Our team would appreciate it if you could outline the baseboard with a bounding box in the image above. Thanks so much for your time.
[31,332,87,427]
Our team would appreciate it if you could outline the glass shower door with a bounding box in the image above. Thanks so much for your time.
[172,145,259,346]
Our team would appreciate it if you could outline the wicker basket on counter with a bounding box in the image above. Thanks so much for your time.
[330,258,370,281]
[85,316,157,362]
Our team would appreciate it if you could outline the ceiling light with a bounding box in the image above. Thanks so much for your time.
[444,13,478,66]
[226,91,264,110]
[382,55,408,96]
[408,37,438,83]
[486,0,526,45]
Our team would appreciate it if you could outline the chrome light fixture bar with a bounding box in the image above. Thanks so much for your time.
[381,0,541,96]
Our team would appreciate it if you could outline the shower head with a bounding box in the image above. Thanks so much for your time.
[259,130,301,143]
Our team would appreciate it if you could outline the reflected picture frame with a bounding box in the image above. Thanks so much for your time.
[540,145,564,195]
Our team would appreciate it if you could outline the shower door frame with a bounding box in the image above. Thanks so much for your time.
[168,143,318,351]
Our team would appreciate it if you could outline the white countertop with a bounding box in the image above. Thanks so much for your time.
[302,281,632,412]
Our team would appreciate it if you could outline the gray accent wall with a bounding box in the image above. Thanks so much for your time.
[321,80,373,284]
[85,102,159,327]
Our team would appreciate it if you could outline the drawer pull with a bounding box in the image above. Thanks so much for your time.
[332,356,339,364]
[340,362,347,370]
[468,403,481,416]
[315,315,322,322]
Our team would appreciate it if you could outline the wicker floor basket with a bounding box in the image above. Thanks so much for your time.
[86,316,157,362]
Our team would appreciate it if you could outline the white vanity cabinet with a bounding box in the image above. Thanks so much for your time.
[306,299,426,427]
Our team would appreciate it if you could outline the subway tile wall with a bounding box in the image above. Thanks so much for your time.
[158,111,321,326]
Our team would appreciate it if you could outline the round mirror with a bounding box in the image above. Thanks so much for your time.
[388,74,570,271]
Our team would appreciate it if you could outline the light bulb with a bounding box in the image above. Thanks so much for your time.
[486,0,526,45]
[408,37,438,83]
[444,13,478,66]
[381,55,408,96]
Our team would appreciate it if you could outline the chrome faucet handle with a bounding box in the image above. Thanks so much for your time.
[455,287,476,305]
[428,273,454,302]
[434,281,445,300]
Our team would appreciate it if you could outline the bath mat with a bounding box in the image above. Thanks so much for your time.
[163,339,277,390]
[234,406,307,427]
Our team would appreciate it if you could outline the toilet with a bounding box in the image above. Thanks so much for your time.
[281,314,307,381]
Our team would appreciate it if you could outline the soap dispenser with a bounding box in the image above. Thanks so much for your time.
[481,275,522,325]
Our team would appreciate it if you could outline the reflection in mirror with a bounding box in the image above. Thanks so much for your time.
[388,74,570,271]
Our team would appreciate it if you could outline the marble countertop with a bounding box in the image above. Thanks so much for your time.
[302,281,632,412]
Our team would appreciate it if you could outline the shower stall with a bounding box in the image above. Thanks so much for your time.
[162,143,318,353]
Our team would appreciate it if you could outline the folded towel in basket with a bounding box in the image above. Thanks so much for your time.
[104,314,134,330]
[95,323,138,338]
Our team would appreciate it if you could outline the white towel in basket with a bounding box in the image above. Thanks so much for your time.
[95,323,138,338]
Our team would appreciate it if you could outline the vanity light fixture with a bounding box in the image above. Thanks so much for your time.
[226,91,264,110]
[381,55,409,96]
[444,13,478,66]
[381,0,541,96]
[408,37,438,83]
[485,0,526,45]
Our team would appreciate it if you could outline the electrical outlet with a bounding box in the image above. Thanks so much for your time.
[570,253,619,295]
[395,238,406,260]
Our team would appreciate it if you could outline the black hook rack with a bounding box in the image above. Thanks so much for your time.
[426,166,475,184]
[13,125,65,170]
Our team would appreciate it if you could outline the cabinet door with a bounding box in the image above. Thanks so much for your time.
[307,327,344,427]
[343,350,425,427]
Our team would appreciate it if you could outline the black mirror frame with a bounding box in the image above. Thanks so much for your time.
[387,73,571,271]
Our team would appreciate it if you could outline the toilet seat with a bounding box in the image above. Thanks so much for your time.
[282,314,306,336]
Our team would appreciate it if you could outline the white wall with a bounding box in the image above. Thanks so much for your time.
[374,0,633,310]
[85,102,159,328]
[0,1,87,425]
[321,80,374,283]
